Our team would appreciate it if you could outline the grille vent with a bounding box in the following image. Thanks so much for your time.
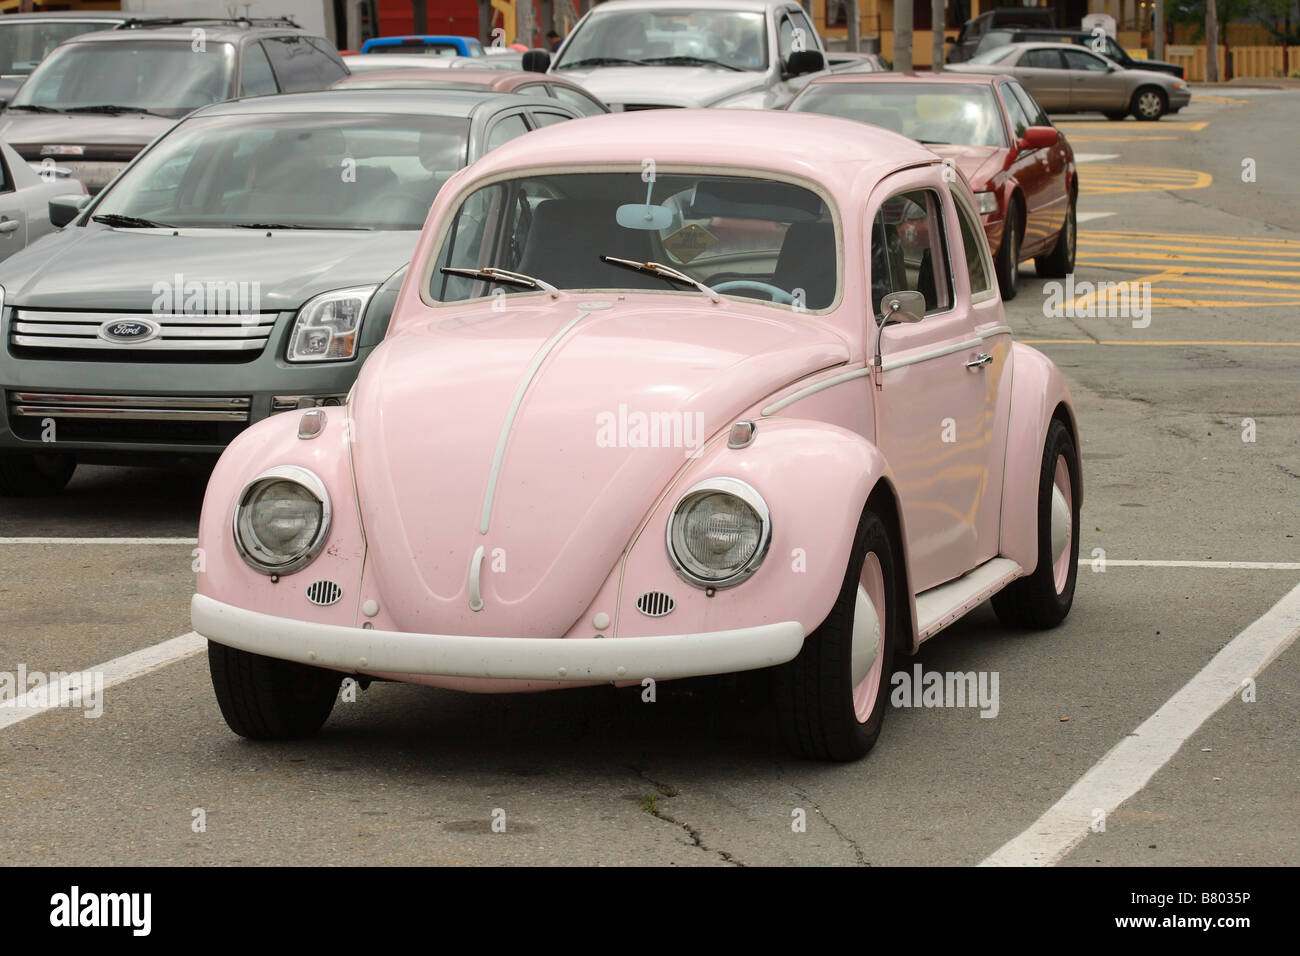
[306,580,343,607]
[635,591,675,617]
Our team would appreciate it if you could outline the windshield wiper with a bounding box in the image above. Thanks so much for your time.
[231,222,373,231]
[439,266,559,297]
[639,55,743,72]
[92,213,175,229]
[7,104,60,113]
[600,256,719,302]
[555,56,646,68]
[918,139,951,145]
[64,104,168,117]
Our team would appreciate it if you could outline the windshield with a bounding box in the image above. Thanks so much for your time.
[968,45,1020,65]
[555,9,767,72]
[92,112,469,230]
[430,172,838,310]
[0,20,118,76]
[790,83,1008,148]
[10,39,236,117]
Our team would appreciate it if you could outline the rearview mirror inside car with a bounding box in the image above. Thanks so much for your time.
[616,203,673,231]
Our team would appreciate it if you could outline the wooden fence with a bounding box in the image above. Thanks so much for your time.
[1165,46,1293,82]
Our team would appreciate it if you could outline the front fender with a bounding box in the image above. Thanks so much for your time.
[1000,342,1082,571]
[615,418,908,643]
[195,406,365,630]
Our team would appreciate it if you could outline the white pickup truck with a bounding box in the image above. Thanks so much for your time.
[537,0,832,111]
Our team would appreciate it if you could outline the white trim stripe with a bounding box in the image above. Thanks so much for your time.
[980,579,1300,866]
[0,537,198,545]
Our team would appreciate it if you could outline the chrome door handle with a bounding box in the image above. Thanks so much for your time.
[0,219,18,234]
[965,352,993,369]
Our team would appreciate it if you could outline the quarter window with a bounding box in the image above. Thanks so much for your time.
[486,113,530,151]
[953,196,994,298]
[1022,49,1063,69]
[871,189,952,316]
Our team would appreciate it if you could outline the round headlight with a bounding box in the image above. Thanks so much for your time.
[233,466,331,574]
[667,478,771,588]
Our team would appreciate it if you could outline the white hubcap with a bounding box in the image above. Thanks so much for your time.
[850,584,881,686]
[1050,484,1071,563]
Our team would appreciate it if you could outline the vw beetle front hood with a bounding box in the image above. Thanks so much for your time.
[350,295,849,637]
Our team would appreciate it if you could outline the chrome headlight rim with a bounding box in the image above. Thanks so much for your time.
[665,476,772,590]
[232,465,332,575]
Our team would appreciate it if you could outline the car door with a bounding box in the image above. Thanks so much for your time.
[1060,47,1116,111]
[1006,80,1069,246]
[1014,48,1070,110]
[868,175,994,590]
[0,150,29,261]
[998,80,1056,253]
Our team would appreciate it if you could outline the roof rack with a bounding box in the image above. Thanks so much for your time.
[117,16,303,31]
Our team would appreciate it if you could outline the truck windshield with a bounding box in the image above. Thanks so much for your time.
[0,19,118,76]
[555,9,767,72]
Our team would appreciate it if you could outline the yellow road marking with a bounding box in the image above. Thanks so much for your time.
[1056,120,1209,131]
[1078,165,1211,194]
[1075,260,1300,278]
[1080,231,1300,249]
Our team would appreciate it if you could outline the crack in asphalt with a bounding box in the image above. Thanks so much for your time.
[790,784,869,866]
[630,766,743,866]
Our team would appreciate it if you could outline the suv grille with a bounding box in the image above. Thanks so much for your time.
[10,310,278,361]
[7,391,250,445]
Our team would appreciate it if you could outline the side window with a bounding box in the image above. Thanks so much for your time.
[307,37,349,83]
[550,85,606,116]
[1008,82,1050,127]
[1001,83,1032,139]
[1023,49,1063,69]
[529,111,571,128]
[871,189,953,317]
[0,150,13,193]
[777,15,795,68]
[789,9,818,54]
[952,195,994,299]
[515,83,548,96]
[485,113,530,152]
[263,36,342,92]
[241,42,279,96]
[1062,49,1109,71]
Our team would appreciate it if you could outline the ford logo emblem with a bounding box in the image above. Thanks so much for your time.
[99,318,160,344]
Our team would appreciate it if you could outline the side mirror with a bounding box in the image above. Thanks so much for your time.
[1018,125,1059,150]
[785,50,826,77]
[879,289,925,325]
[49,194,91,228]
[521,49,551,73]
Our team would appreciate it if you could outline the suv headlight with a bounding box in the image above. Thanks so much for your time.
[233,466,331,574]
[286,286,377,363]
[667,477,771,588]
[975,191,998,215]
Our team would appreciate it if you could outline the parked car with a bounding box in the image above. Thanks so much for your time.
[973,28,1185,79]
[826,50,889,74]
[539,0,832,110]
[0,89,580,496]
[359,35,484,57]
[946,7,1056,64]
[191,109,1082,761]
[342,52,460,71]
[0,135,87,264]
[948,42,1190,120]
[0,20,349,194]
[788,72,1076,299]
[0,11,177,108]
[332,67,609,114]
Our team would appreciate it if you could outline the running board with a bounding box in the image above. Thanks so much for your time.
[914,558,1024,642]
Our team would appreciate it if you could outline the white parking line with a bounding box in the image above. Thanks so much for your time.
[980,578,1300,867]
[0,537,198,544]
[1076,212,1117,223]
[0,632,205,731]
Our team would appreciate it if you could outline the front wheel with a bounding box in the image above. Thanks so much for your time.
[1131,87,1167,121]
[992,419,1080,629]
[0,452,76,496]
[208,642,342,740]
[994,201,1021,300]
[773,508,899,761]
[1035,196,1076,278]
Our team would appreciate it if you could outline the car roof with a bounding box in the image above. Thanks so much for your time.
[462,108,934,191]
[0,11,151,20]
[191,88,560,119]
[62,24,314,43]
[585,0,793,12]
[336,68,526,86]
[806,71,999,87]
[996,41,1103,51]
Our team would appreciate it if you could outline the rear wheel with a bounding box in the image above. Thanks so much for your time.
[994,200,1021,300]
[1035,194,1076,278]
[773,508,899,761]
[992,419,1080,629]
[208,642,341,740]
[1131,87,1167,121]
[0,452,76,497]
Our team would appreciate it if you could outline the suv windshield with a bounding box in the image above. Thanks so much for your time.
[791,82,1008,148]
[430,172,838,309]
[0,19,118,76]
[92,112,469,230]
[9,39,236,117]
[555,9,767,72]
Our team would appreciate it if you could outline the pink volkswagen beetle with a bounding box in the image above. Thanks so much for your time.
[192,110,1081,761]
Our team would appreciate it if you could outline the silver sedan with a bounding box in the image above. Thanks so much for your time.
[0,137,86,263]
[948,41,1191,120]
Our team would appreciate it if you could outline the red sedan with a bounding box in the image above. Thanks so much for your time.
[787,72,1076,299]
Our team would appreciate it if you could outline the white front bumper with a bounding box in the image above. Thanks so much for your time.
[191,594,805,682]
